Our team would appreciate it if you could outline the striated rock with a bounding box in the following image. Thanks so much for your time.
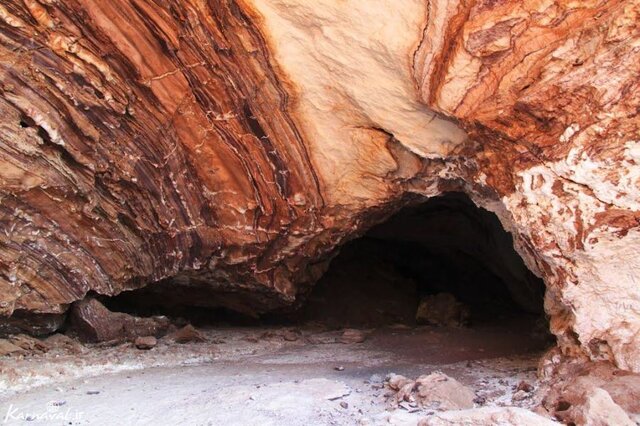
[416,293,470,327]
[68,298,170,343]
[0,0,639,372]
[418,407,559,426]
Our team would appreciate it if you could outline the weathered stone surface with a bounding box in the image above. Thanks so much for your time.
[572,387,635,426]
[338,329,367,344]
[68,298,170,343]
[540,359,640,423]
[0,339,25,356]
[0,0,639,372]
[44,333,83,354]
[418,407,560,426]
[165,324,205,344]
[0,311,65,337]
[387,372,475,410]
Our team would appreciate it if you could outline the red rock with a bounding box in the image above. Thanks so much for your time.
[68,298,170,343]
[0,0,639,375]
[134,336,157,350]
[0,339,26,356]
[282,330,300,342]
[338,329,367,344]
[166,324,205,344]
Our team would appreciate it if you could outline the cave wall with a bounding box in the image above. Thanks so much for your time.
[1,0,639,371]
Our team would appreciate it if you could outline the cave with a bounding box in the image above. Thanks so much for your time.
[2,0,640,424]
[292,192,547,332]
[101,192,552,361]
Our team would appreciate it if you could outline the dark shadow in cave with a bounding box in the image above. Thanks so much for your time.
[289,192,548,330]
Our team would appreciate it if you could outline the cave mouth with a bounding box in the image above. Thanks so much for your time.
[287,192,549,331]
[106,192,551,346]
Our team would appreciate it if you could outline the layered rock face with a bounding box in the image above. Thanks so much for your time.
[0,0,638,371]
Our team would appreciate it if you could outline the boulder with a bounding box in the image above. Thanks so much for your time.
[416,293,470,327]
[418,407,559,426]
[68,298,170,343]
[165,324,205,344]
[387,372,475,410]
[134,336,158,350]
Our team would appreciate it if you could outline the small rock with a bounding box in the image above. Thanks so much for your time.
[45,333,83,354]
[86,391,100,395]
[415,293,470,327]
[389,372,475,410]
[134,336,157,350]
[386,374,413,392]
[282,330,299,342]
[166,324,205,344]
[339,329,367,344]
[9,334,49,353]
[473,395,487,405]
[340,401,349,409]
[260,331,277,339]
[517,381,534,393]
[0,339,26,356]
[335,366,345,371]
[512,390,530,402]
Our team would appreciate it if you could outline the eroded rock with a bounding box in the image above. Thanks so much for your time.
[386,372,475,410]
[134,336,157,350]
[68,298,170,343]
[571,387,635,426]
[338,329,367,344]
[44,333,83,354]
[0,312,66,337]
[541,361,640,424]
[166,324,205,344]
[0,339,25,356]
[418,407,559,426]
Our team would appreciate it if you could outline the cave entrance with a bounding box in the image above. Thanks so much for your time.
[104,192,552,360]
[283,192,552,358]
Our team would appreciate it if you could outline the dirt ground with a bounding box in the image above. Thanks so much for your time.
[0,320,556,425]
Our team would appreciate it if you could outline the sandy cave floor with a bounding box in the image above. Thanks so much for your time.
[0,321,552,425]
